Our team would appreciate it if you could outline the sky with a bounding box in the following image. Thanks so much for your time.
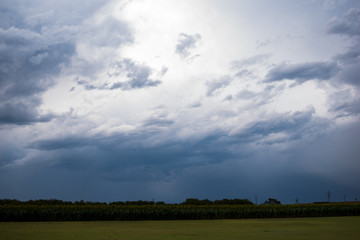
[0,0,359,204]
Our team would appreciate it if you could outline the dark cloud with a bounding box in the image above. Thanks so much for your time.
[327,8,360,87]
[288,120,360,191]
[334,43,360,65]
[29,135,92,151]
[0,0,112,30]
[328,89,360,117]
[0,2,135,125]
[327,8,360,36]
[108,58,161,89]
[235,84,286,110]
[322,0,347,10]
[234,108,330,144]
[0,24,76,124]
[265,61,339,84]
[206,76,232,96]
[0,7,23,29]
[26,130,232,180]
[336,63,360,86]
[175,33,201,58]
[143,118,174,128]
[1,116,356,203]
[0,139,25,167]
[0,99,54,125]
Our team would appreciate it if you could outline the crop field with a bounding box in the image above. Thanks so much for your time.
[1,202,359,221]
[0,216,359,240]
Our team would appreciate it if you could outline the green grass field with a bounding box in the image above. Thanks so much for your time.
[0,216,359,240]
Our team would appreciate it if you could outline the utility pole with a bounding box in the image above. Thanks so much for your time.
[327,190,331,202]
[295,197,299,204]
[255,195,258,205]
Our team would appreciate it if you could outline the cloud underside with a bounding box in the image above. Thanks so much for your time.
[1,117,359,202]
[327,8,360,36]
[265,62,339,83]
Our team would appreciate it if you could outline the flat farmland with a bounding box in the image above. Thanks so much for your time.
[1,216,359,240]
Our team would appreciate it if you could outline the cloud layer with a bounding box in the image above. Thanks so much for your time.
[0,0,359,203]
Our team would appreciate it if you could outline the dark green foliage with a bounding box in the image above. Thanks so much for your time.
[182,198,254,205]
[214,198,254,205]
[263,198,281,205]
[1,202,359,221]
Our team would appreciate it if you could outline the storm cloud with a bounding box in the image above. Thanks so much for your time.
[0,26,76,124]
[0,1,359,204]
[265,62,339,84]
[327,8,360,36]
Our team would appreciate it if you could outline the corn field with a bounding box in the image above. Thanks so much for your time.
[1,203,359,221]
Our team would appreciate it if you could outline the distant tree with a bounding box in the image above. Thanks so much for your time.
[182,198,253,205]
[109,201,125,205]
[263,198,281,205]
[0,199,22,205]
[214,198,253,205]
[74,200,85,205]
[182,198,203,205]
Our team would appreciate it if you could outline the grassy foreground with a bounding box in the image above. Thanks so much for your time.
[0,216,359,240]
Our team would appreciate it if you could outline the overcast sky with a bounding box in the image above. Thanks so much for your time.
[1,0,359,204]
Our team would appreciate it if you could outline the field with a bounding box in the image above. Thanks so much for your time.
[1,216,359,240]
[1,202,359,221]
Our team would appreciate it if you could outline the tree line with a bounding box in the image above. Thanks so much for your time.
[0,198,255,206]
[1,202,359,221]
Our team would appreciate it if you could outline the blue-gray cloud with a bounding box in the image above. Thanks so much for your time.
[0,7,23,29]
[0,100,54,125]
[265,61,339,84]
[336,63,360,86]
[334,45,360,65]
[328,9,360,87]
[143,118,174,128]
[0,1,134,125]
[328,89,360,117]
[233,107,330,144]
[175,33,201,58]
[1,111,356,203]
[0,24,76,124]
[206,76,232,96]
[108,58,161,90]
[327,8,360,36]
[236,90,256,99]
[232,54,271,69]
[77,58,161,90]
[322,0,347,10]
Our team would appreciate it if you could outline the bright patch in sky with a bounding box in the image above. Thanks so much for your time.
[0,0,359,203]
